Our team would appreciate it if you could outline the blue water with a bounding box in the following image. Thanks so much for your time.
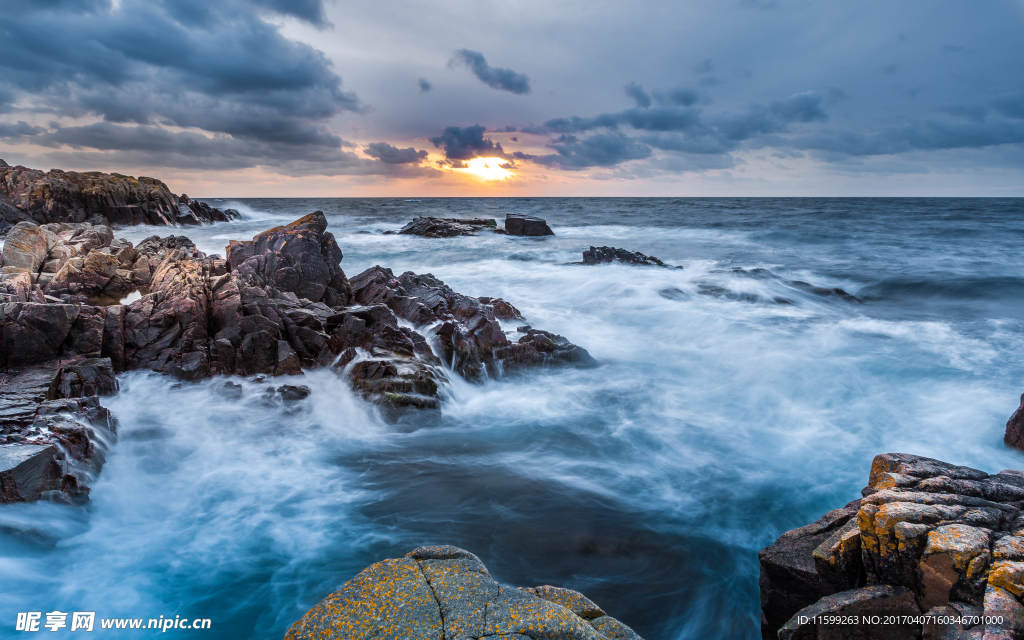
[3,198,1024,639]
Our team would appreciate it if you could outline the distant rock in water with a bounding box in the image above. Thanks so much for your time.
[0,160,239,235]
[583,246,667,267]
[760,452,1024,640]
[285,545,644,640]
[396,216,496,237]
[505,213,554,236]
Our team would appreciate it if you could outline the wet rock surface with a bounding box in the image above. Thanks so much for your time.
[505,213,554,236]
[2,211,594,434]
[583,246,667,267]
[396,216,497,237]
[0,358,118,503]
[760,453,1024,639]
[1005,394,1024,452]
[0,160,238,232]
[284,545,643,640]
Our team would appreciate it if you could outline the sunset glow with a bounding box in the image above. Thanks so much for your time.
[455,157,514,181]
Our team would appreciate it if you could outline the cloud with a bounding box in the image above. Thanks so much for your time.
[624,82,652,108]
[515,132,652,169]
[0,0,369,173]
[449,49,531,95]
[418,78,432,92]
[429,125,506,160]
[787,118,1024,158]
[363,142,428,164]
[693,58,715,74]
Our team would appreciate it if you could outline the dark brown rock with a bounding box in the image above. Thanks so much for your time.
[505,213,554,236]
[1006,393,1024,452]
[0,444,63,502]
[583,246,666,267]
[397,216,497,237]
[0,161,239,230]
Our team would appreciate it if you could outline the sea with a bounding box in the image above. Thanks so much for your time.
[2,197,1024,639]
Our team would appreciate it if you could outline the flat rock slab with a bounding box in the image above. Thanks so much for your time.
[285,545,643,640]
[0,443,61,502]
[505,214,554,236]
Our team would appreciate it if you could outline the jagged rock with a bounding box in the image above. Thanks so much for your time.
[1,221,53,272]
[582,246,666,267]
[1006,394,1024,452]
[0,161,239,231]
[505,213,554,236]
[0,444,63,502]
[227,212,350,306]
[777,585,920,640]
[284,545,643,640]
[761,453,1024,639]
[0,359,117,502]
[397,216,497,237]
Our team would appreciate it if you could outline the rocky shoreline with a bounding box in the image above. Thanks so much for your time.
[1,210,594,502]
[0,160,238,234]
[760,452,1024,639]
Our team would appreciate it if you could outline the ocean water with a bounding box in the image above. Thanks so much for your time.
[3,198,1024,639]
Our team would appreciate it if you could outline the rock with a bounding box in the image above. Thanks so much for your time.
[582,246,666,267]
[1006,393,1024,451]
[1,222,52,272]
[284,545,642,640]
[759,500,865,637]
[505,213,554,236]
[0,444,63,502]
[778,585,920,640]
[0,162,239,230]
[227,211,350,306]
[398,216,497,237]
[761,453,1024,639]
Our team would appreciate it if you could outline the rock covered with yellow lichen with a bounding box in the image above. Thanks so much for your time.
[284,545,642,640]
[760,453,1024,639]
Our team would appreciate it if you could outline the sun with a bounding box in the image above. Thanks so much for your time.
[456,157,514,181]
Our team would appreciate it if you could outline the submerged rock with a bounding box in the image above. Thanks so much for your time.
[0,161,239,232]
[760,452,1024,639]
[583,246,666,267]
[505,213,554,236]
[397,216,497,237]
[285,545,643,640]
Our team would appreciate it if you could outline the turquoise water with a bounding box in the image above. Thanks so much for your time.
[3,198,1024,639]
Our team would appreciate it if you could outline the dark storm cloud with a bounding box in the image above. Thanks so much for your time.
[418,78,433,92]
[449,49,531,95]
[0,121,438,177]
[429,125,506,160]
[513,89,831,173]
[787,118,1024,158]
[363,142,428,164]
[624,83,652,108]
[0,0,372,174]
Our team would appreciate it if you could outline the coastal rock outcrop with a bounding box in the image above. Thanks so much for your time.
[760,453,1024,639]
[284,545,642,640]
[583,246,666,267]
[505,213,554,236]
[397,216,497,237]
[0,160,238,234]
[2,211,594,419]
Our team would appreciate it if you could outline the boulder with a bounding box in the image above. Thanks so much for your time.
[1,221,52,272]
[284,545,642,640]
[397,216,497,237]
[582,246,666,267]
[505,213,554,236]
[761,453,1024,639]
[1006,393,1024,451]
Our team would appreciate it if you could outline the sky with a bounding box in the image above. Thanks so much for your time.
[1,0,1023,197]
